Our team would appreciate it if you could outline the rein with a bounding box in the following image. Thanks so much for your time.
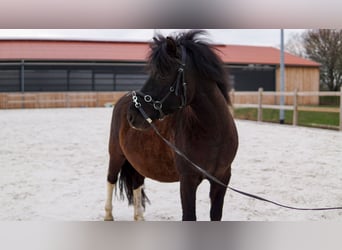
[134,104,342,211]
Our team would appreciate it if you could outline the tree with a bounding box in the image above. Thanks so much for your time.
[285,32,306,58]
[303,29,342,91]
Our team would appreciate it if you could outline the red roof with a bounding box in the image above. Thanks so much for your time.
[216,44,319,67]
[0,40,319,67]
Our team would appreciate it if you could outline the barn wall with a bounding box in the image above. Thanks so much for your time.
[232,66,320,105]
[275,66,320,105]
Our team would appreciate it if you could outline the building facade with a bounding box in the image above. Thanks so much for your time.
[0,40,320,108]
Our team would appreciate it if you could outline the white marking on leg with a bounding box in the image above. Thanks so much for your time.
[133,186,145,221]
[104,182,115,221]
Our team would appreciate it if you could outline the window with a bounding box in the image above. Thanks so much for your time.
[0,68,20,91]
[229,65,276,91]
[0,63,149,92]
[94,73,114,91]
[69,70,92,91]
[25,69,67,91]
[115,74,148,91]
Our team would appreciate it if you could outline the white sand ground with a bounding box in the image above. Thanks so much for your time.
[0,108,342,221]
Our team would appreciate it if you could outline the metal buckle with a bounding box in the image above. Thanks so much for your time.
[144,95,152,103]
[132,91,141,108]
[153,101,163,110]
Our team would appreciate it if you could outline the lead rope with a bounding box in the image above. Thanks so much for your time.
[135,104,342,211]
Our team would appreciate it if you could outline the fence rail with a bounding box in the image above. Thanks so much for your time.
[1,89,341,130]
[231,88,342,131]
[0,91,127,109]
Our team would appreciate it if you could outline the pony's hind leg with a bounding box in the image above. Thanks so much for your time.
[104,182,115,221]
[133,186,145,221]
[119,161,148,221]
[104,155,126,221]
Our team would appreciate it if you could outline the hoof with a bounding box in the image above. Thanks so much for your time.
[104,215,114,221]
[134,215,145,221]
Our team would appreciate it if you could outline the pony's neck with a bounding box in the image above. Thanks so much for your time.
[189,83,229,122]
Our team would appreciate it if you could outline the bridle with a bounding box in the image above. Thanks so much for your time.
[131,46,187,122]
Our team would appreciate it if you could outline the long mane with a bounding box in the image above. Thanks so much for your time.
[148,30,232,104]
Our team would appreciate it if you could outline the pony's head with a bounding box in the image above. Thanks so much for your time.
[127,30,230,130]
[127,33,190,130]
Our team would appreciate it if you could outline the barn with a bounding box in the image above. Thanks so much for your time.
[0,39,320,108]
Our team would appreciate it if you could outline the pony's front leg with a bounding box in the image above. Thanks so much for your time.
[209,170,230,221]
[209,182,228,221]
[179,175,202,221]
[133,186,145,221]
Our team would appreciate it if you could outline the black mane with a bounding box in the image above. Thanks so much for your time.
[148,30,231,104]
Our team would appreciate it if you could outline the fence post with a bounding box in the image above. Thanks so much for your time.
[96,92,99,107]
[293,89,298,126]
[4,94,8,109]
[66,93,70,108]
[257,87,263,122]
[21,93,25,109]
[339,86,342,131]
[230,88,235,104]
[35,93,40,108]
[230,89,235,117]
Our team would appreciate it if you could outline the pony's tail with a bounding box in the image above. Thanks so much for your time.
[118,161,150,208]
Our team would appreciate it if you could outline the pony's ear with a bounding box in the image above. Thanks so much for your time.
[166,36,177,57]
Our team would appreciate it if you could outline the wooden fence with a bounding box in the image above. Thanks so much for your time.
[0,91,127,109]
[231,88,342,131]
[1,89,341,130]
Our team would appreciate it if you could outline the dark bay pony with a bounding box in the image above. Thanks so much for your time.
[104,30,238,221]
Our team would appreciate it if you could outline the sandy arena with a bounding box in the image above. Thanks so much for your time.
[1,108,342,221]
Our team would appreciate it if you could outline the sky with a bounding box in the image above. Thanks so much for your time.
[0,29,305,47]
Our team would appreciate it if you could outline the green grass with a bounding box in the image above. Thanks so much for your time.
[319,96,340,106]
[234,108,340,130]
